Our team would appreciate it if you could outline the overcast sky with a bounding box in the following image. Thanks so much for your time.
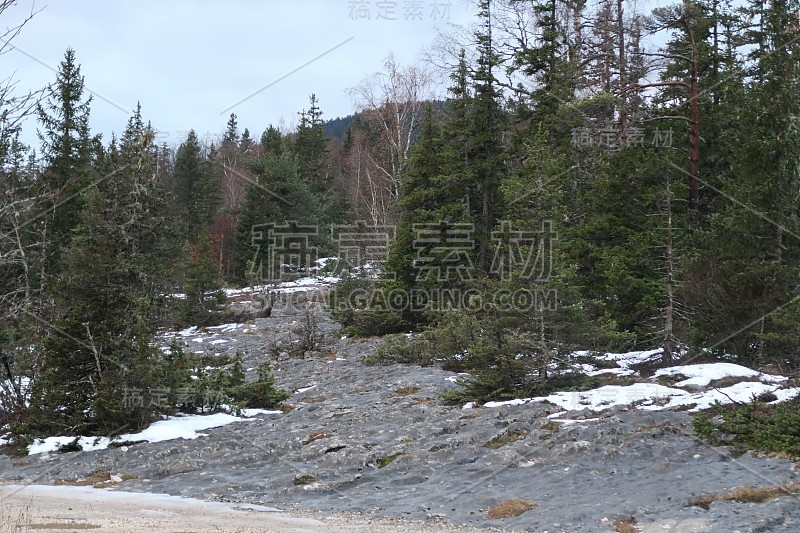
[4,0,476,148]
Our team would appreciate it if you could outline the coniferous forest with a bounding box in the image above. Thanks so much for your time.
[1,0,800,453]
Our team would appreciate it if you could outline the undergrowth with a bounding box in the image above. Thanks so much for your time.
[693,397,800,457]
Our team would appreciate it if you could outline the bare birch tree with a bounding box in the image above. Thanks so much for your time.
[346,55,434,224]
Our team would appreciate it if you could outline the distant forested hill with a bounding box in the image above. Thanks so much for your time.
[323,100,446,140]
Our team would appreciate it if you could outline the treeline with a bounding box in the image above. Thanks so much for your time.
[0,49,350,439]
[334,0,800,402]
[0,39,434,438]
[2,0,800,436]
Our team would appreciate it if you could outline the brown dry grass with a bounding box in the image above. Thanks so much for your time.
[302,431,333,445]
[54,470,111,488]
[707,375,761,389]
[613,516,638,532]
[486,498,536,519]
[689,483,800,510]
[395,386,421,396]
[484,429,529,449]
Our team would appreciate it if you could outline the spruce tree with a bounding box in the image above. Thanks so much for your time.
[36,48,95,278]
[223,113,239,146]
[294,94,328,194]
[27,106,179,436]
[234,136,316,283]
[173,130,205,238]
[692,0,800,364]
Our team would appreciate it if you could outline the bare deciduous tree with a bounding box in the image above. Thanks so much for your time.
[345,55,435,224]
[0,0,45,423]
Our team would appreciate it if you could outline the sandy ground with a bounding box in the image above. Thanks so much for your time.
[0,485,495,532]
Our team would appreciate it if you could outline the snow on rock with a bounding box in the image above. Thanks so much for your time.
[772,387,800,403]
[479,383,686,411]
[207,323,247,333]
[553,417,601,425]
[640,381,789,412]
[468,351,800,415]
[28,411,278,455]
[271,276,340,294]
[586,367,636,377]
[601,349,663,368]
[224,276,339,298]
[549,383,687,410]
[175,326,198,337]
[652,362,785,388]
[29,435,111,455]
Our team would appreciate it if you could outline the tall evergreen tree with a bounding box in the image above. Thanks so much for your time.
[294,94,328,194]
[28,106,179,436]
[36,48,95,277]
[234,132,316,283]
[223,113,239,146]
[471,0,507,275]
[691,0,800,363]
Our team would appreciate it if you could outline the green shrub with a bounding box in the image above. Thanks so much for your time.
[363,334,432,366]
[377,453,401,468]
[693,397,800,457]
[229,361,289,409]
[326,277,408,337]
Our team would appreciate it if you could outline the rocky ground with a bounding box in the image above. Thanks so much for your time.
[1,288,799,532]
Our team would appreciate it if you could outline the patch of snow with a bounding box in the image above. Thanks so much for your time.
[555,418,601,425]
[175,326,198,337]
[770,388,800,403]
[601,349,663,368]
[483,398,536,408]
[457,349,798,415]
[640,381,786,412]
[315,257,338,267]
[227,277,339,297]
[653,362,784,388]
[207,323,247,333]
[29,435,111,455]
[586,367,636,377]
[28,412,272,455]
[546,383,686,411]
[239,409,282,417]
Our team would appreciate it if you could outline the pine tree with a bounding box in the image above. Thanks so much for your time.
[36,48,95,277]
[173,130,204,236]
[183,230,225,325]
[234,138,316,283]
[261,125,284,156]
[239,128,254,155]
[691,0,800,364]
[294,94,328,194]
[27,106,180,436]
[223,113,239,146]
[471,0,507,275]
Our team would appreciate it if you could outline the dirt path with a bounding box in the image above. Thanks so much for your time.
[0,485,491,532]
